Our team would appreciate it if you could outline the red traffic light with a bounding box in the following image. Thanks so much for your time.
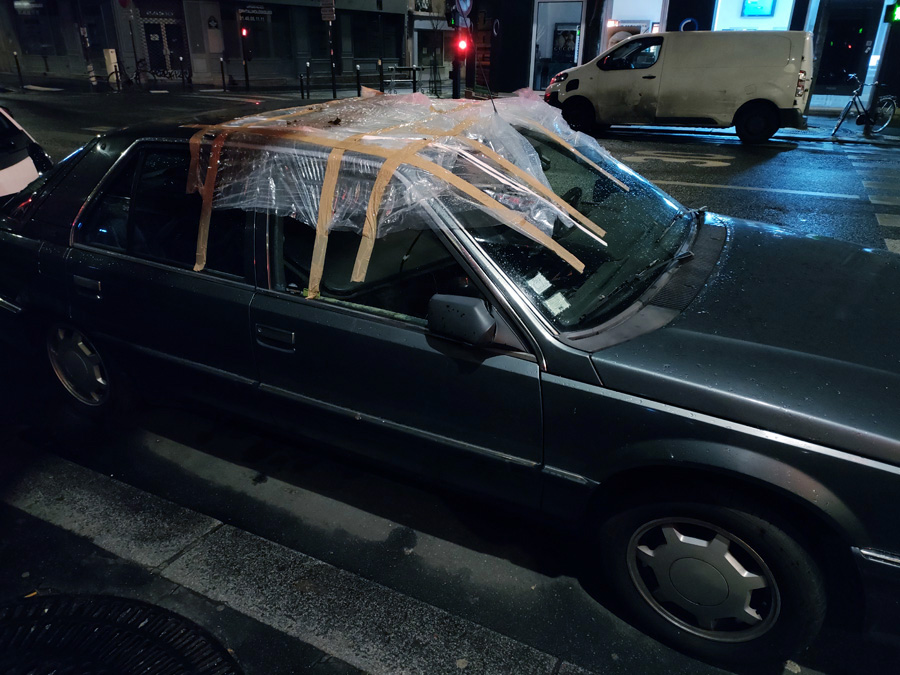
[457,38,468,51]
[241,27,248,37]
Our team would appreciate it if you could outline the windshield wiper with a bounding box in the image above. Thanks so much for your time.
[655,205,706,244]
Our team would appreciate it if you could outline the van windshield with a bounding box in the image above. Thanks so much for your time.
[448,128,692,332]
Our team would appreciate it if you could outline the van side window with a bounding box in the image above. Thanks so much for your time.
[599,37,663,71]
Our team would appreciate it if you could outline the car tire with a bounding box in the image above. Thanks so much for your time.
[562,97,596,133]
[596,494,826,666]
[44,322,133,422]
[734,103,779,144]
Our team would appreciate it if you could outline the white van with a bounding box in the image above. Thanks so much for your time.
[544,31,813,143]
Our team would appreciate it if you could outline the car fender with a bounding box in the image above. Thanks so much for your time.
[543,437,870,547]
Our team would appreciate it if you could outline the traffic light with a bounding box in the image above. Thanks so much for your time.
[885,4,900,22]
[456,36,468,54]
[445,1,458,28]
[240,25,252,61]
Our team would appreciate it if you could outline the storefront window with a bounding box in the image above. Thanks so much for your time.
[13,0,67,56]
[533,1,583,90]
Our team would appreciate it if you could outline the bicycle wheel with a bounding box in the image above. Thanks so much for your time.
[871,98,896,133]
[832,100,853,136]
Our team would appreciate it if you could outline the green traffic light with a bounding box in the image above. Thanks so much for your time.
[894,4,900,21]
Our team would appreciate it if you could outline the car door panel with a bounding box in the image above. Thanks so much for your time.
[250,292,544,507]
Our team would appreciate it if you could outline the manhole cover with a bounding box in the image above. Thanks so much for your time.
[0,594,243,675]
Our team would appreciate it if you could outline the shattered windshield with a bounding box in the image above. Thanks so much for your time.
[445,128,691,332]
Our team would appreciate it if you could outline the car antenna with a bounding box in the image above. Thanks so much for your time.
[469,25,498,114]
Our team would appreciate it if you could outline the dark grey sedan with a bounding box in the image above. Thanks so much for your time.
[1,96,898,669]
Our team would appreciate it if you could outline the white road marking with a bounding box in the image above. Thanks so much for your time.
[653,180,862,200]
[83,126,114,133]
[852,162,900,172]
[876,214,900,228]
[863,180,900,191]
[870,195,900,206]
[885,239,900,254]
[149,90,170,94]
[622,150,734,167]
[23,84,64,92]
[192,94,264,104]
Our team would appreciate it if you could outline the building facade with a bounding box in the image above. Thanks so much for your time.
[0,0,895,106]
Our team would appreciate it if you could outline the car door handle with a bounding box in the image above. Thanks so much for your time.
[73,275,102,299]
[642,75,656,79]
[256,324,296,351]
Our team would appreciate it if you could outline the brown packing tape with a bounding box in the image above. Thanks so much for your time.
[518,122,629,193]
[405,155,585,274]
[350,139,432,283]
[351,119,478,283]
[193,131,229,271]
[308,148,346,299]
[457,137,607,240]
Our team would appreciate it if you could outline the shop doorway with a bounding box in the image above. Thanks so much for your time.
[815,0,883,95]
[142,21,186,75]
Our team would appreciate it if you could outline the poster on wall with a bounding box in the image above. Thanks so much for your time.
[741,0,776,17]
[552,23,579,63]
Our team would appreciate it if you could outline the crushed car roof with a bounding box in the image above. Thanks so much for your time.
[178,92,626,297]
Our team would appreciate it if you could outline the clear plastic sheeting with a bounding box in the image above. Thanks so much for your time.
[186,92,625,290]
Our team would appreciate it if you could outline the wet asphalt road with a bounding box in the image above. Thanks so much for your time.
[1,87,899,674]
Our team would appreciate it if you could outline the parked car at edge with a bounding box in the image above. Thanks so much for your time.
[0,106,52,197]
[0,98,898,669]
[544,30,813,143]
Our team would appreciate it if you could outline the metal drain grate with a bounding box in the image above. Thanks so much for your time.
[0,594,243,675]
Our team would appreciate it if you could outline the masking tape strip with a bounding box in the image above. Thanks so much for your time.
[350,119,479,283]
[350,138,433,283]
[308,148,346,299]
[405,155,584,274]
[458,137,607,240]
[519,122,629,192]
[194,131,229,271]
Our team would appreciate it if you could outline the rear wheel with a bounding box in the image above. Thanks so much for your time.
[47,324,111,409]
[561,97,596,133]
[596,494,827,666]
[871,98,896,133]
[735,103,779,143]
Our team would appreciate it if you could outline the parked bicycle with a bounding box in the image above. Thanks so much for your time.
[831,72,896,136]
[107,59,158,90]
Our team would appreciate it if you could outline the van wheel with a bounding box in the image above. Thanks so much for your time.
[735,103,779,143]
[595,493,826,666]
[562,98,596,133]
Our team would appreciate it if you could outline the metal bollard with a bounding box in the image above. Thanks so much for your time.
[13,51,25,92]
[412,67,417,94]
[112,63,120,92]
[220,57,226,92]
[378,59,384,93]
[243,59,249,91]
[179,56,185,90]
[356,64,361,97]
[299,73,305,99]
[306,62,311,99]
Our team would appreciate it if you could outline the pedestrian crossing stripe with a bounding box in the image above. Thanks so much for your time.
[876,214,900,228]
[885,239,900,254]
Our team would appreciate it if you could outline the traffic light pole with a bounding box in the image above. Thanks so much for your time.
[451,57,461,99]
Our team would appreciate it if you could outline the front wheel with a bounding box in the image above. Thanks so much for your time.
[561,97,596,133]
[832,100,853,136]
[871,98,896,133]
[597,496,826,666]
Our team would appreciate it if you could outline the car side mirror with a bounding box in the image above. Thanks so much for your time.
[427,294,497,346]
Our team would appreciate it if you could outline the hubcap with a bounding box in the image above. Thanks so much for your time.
[47,326,109,407]
[627,517,780,642]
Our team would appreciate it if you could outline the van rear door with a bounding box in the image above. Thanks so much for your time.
[592,36,664,124]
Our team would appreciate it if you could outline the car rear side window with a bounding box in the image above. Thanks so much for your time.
[77,144,248,279]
